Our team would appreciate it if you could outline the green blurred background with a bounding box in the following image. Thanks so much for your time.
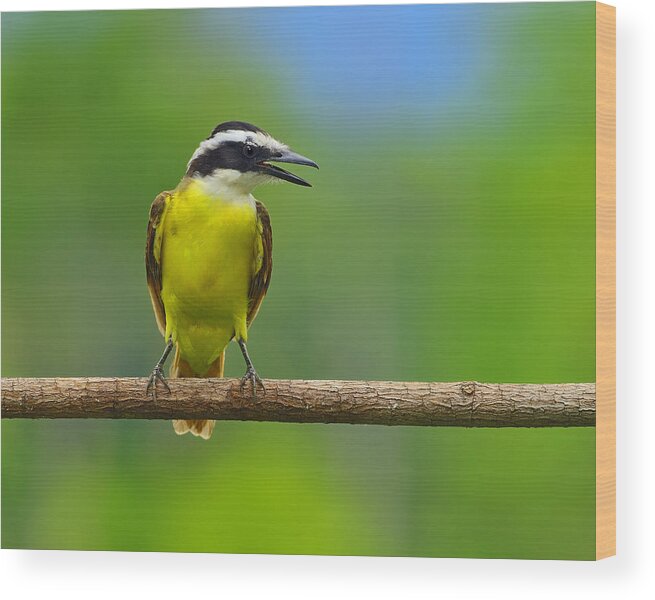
[2,3,596,558]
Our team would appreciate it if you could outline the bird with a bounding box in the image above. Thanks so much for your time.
[145,121,318,439]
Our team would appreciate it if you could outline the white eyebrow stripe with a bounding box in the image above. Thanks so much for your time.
[210,130,255,145]
[187,129,287,169]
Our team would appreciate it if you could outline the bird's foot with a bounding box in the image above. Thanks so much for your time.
[240,367,265,400]
[146,365,170,400]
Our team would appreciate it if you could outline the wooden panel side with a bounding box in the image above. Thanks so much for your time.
[595,1,616,561]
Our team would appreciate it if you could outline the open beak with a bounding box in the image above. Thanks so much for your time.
[258,148,319,187]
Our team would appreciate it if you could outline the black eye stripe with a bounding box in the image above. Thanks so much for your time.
[187,140,266,176]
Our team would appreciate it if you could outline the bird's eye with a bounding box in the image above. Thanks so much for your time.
[243,143,256,158]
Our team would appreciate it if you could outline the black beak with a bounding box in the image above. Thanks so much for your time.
[258,148,319,187]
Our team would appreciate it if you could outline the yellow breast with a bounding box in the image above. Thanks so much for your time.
[160,180,258,371]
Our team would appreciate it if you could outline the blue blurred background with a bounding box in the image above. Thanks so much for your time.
[2,3,596,558]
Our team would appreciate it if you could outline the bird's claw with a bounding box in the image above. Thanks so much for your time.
[240,367,265,400]
[146,365,170,400]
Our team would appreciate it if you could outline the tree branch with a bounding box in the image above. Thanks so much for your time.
[0,377,595,427]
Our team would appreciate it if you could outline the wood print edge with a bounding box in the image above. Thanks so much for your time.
[595,1,616,561]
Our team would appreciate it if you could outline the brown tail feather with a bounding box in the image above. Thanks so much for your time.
[171,347,224,440]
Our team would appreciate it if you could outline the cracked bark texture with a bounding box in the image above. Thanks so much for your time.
[1,378,595,427]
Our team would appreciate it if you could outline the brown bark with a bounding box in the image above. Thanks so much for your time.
[0,377,595,427]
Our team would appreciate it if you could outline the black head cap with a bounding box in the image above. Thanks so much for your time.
[207,121,267,139]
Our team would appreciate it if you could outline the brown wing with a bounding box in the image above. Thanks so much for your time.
[247,201,273,325]
[145,190,172,336]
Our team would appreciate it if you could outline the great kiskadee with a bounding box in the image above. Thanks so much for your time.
[145,121,317,439]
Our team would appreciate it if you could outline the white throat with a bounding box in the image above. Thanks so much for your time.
[192,169,262,207]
